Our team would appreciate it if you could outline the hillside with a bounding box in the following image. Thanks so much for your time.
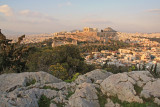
[0,70,160,107]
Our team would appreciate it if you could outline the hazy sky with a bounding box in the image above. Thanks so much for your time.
[0,0,160,34]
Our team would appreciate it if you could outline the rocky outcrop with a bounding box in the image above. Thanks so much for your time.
[0,72,62,107]
[0,70,160,107]
[100,71,160,106]
[141,79,160,98]
[75,69,112,84]
[100,72,143,103]
[69,83,99,107]
[0,71,62,93]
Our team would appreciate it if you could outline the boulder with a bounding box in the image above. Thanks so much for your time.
[141,79,160,98]
[0,71,62,93]
[127,71,154,87]
[75,69,112,84]
[100,72,143,103]
[69,83,99,107]
[127,71,153,81]
[0,88,58,107]
[154,98,160,106]
[0,72,62,107]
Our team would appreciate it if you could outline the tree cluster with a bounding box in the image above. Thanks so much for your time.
[102,61,137,74]
[25,45,95,80]
[79,40,130,53]
[0,35,31,73]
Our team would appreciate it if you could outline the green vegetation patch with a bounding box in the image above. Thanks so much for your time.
[64,79,72,83]
[42,85,59,91]
[103,64,138,74]
[100,69,108,73]
[26,79,36,86]
[134,84,143,95]
[141,96,159,107]
[64,73,80,83]
[51,101,65,107]
[38,95,51,107]
[66,90,74,100]
[96,88,108,107]
[38,94,65,107]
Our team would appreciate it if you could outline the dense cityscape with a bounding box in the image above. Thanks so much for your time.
[8,27,160,71]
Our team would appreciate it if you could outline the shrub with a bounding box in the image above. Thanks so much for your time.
[64,73,80,83]
[66,89,74,100]
[96,88,107,107]
[38,95,51,107]
[26,79,36,86]
[49,63,68,80]
[134,84,142,95]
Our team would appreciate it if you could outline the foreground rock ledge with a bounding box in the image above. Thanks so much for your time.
[0,70,160,107]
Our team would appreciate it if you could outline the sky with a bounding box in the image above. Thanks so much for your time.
[0,0,160,35]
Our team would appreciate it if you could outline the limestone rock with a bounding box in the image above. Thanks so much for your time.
[75,69,112,84]
[141,79,160,98]
[105,98,121,107]
[100,72,143,103]
[154,98,160,106]
[43,82,71,90]
[0,71,62,93]
[95,80,103,84]
[50,103,57,107]
[53,97,62,104]
[0,71,62,107]
[69,83,100,107]
[0,88,58,107]
[127,71,154,87]
[0,70,160,107]
[127,71,153,81]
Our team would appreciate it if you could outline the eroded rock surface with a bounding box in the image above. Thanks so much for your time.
[0,71,62,93]
[100,71,160,105]
[141,79,160,98]
[75,69,112,84]
[0,70,160,107]
[69,83,99,107]
[100,72,143,103]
